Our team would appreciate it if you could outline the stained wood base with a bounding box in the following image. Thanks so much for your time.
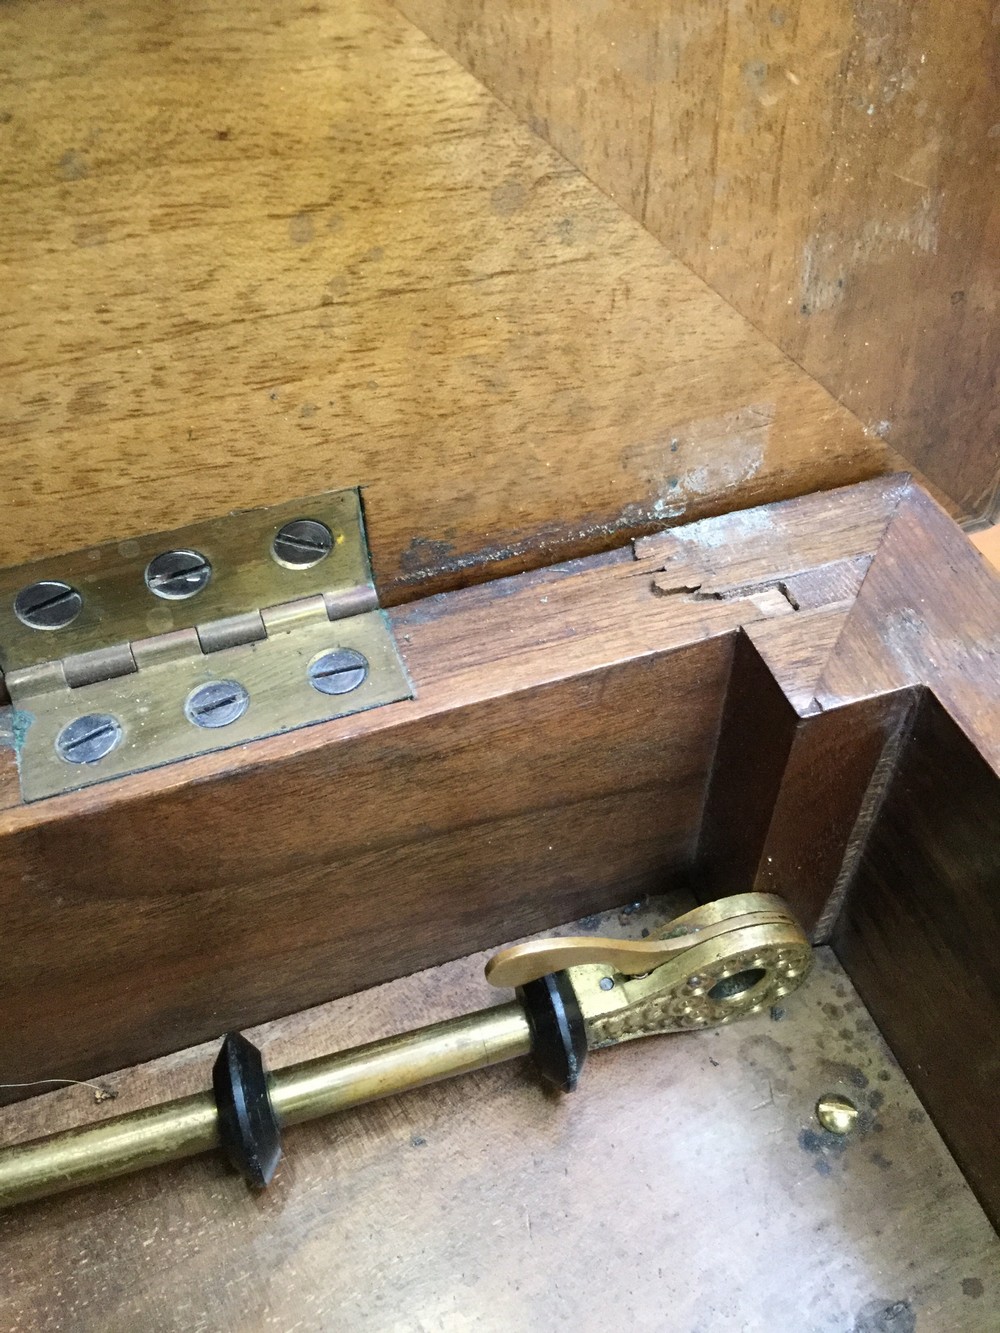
[1,902,997,1331]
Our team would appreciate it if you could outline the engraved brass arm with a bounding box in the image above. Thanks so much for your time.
[488,893,811,1046]
[0,893,810,1210]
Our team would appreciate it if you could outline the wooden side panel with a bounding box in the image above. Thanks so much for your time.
[696,629,797,900]
[0,0,903,600]
[752,690,917,936]
[834,692,1000,1227]
[396,0,1000,523]
[0,640,731,1100]
[696,634,916,939]
[815,485,1000,771]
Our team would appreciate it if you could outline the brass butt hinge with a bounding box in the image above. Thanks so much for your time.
[0,489,413,801]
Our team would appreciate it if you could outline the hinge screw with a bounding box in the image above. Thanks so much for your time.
[145,549,212,600]
[308,648,369,695]
[185,680,251,729]
[55,713,123,764]
[272,519,334,568]
[14,580,83,630]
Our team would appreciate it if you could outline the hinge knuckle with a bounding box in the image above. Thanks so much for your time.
[62,643,138,690]
[197,612,266,655]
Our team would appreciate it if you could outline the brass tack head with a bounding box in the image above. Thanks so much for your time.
[816,1093,858,1135]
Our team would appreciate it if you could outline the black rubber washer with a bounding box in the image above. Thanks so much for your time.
[518,970,588,1092]
[212,1031,282,1188]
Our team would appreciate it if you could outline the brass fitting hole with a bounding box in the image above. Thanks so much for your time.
[708,967,766,1002]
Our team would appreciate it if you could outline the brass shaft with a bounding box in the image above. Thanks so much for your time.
[0,1003,532,1209]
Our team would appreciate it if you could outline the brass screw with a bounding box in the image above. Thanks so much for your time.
[145,549,212,600]
[816,1093,858,1135]
[272,519,333,568]
[14,579,83,630]
[307,648,369,695]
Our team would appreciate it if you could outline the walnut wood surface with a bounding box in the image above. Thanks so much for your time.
[397,0,1000,525]
[814,484,1000,770]
[0,474,997,1325]
[0,474,996,1234]
[0,0,909,600]
[0,476,906,1100]
[835,693,1000,1228]
[1,915,998,1332]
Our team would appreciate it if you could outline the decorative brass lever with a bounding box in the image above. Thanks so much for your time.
[0,893,810,1210]
[492,893,810,1054]
[486,894,800,990]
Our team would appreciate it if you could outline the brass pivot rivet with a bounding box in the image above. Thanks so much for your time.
[816,1093,858,1135]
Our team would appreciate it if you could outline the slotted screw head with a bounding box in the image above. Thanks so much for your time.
[56,713,123,764]
[272,519,334,568]
[145,549,212,600]
[816,1093,859,1136]
[184,680,250,729]
[14,580,83,630]
[308,648,369,695]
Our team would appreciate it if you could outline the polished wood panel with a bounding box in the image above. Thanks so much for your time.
[0,641,731,1100]
[696,629,797,900]
[834,693,1000,1227]
[397,0,1000,524]
[1,910,998,1331]
[0,0,906,599]
[690,473,1000,942]
[752,690,917,934]
[696,632,917,938]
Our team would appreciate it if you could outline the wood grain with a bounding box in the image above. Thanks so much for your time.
[0,0,907,600]
[1,474,997,1247]
[1,907,998,1331]
[681,476,1000,1224]
[751,690,917,934]
[0,640,731,1100]
[677,474,1000,944]
[834,692,1000,1228]
[396,0,1000,525]
[696,629,798,901]
[814,484,1000,770]
[0,477,905,1100]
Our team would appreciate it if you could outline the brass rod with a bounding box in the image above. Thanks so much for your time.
[0,1093,218,1208]
[271,1002,532,1125]
[0,1003,532,1209]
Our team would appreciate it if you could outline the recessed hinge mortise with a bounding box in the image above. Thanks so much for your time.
[0,488,411,801]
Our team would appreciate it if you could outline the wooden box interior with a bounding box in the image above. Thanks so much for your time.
[2,475,997,1235]
[2,0,999,1320]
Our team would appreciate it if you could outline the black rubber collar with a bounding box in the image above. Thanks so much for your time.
[518,970,588,1092]
[212,1031,282,1188]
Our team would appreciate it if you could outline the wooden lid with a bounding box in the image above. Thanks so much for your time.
[2,0,922,601]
